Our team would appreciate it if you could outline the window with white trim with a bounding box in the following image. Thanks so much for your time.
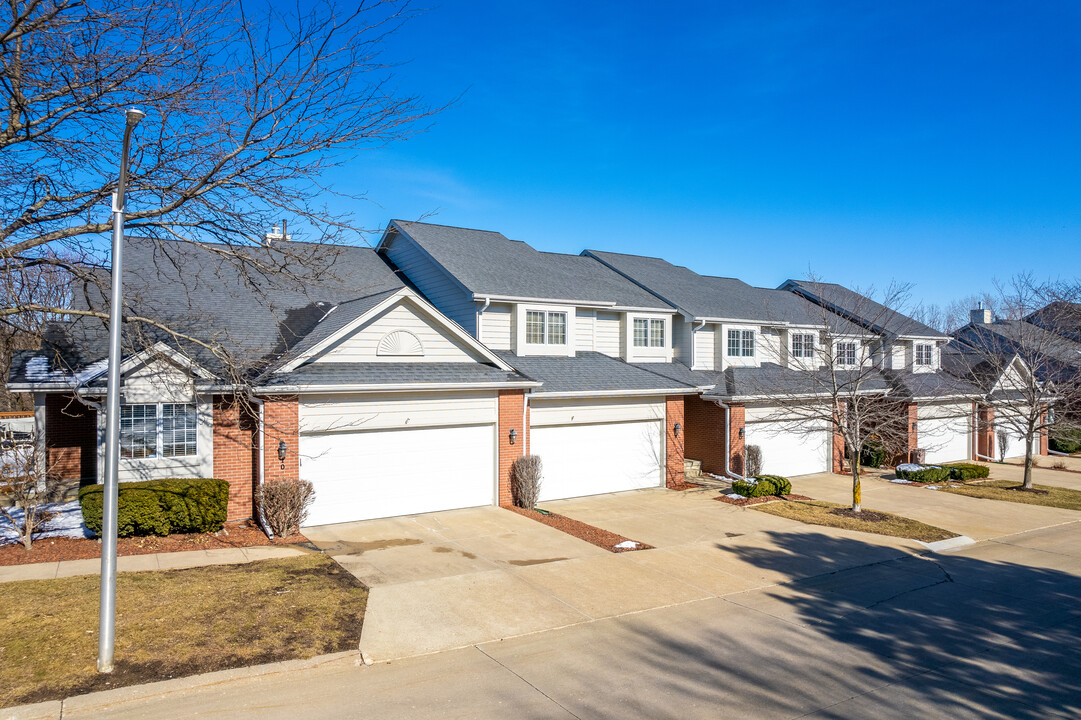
[792,333,815,359]
[727,329,755,357]
[120,403,198,459]
[634,318,666,347]
[835,342,857,366]
[525,310,567,345]
[915,343,934,366]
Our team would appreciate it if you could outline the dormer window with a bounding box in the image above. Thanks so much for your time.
[526,310,567,345]
[727,329,755,357]
[792,333,816,359]
[835,342,857,367]
[915,343,934,366]
[633,318,665,347]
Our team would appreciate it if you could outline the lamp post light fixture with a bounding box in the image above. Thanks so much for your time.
[278,440,288,470]
[508,429,517,445]
[673,422,681,438]
[738,427,745,439]
[98,107,145,674]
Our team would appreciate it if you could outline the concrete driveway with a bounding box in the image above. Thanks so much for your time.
[791,465,1081,541]
[304,488,926,661]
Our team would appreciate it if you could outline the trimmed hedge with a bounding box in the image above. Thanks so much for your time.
[732,474,793,498]
[894,465,951,483]
[860,442,886,469]
[943,463,990,481]
[79,478,230,537]
[1050,436,1081,455]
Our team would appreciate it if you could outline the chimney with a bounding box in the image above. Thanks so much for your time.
[264,220,291,245]
[970,301,991,325]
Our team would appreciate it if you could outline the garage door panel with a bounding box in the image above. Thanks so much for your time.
[531,420,662,501]
[918,403,971,464]
[744,419,830,478]
[299,424,494,526]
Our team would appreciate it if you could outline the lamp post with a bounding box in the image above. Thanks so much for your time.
[98,107,145,673]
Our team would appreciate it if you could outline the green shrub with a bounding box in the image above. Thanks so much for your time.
[731,474,792,498]
[860,442,886,469]
[1050,435,1081,454]
[894,465,951,483]
[943,463,990,481]
[79,478,230,537]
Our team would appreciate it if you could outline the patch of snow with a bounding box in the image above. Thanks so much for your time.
[925,486,940,490]
[0,500,94,545]
[890,478,916,485]
[24,356,109,385]
[726,493,746,500]
[895,463,923,472]
[613,540,639,550]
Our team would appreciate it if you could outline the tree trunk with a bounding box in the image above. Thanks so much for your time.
[852,465,862,512]
[1023,437,1034,490]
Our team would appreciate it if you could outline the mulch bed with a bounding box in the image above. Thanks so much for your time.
[509,507,653,553]
[668,481,703,491]
[0,520,307,567]
[1004,485,1050,495]
[715,493,812,507]
[827,507,893,523]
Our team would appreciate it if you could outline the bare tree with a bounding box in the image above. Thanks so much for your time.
[912,293,1000,334]
[952,276,1081,490]
[0,436,64,549]
[1,0,439,388]
[746,279,919,511]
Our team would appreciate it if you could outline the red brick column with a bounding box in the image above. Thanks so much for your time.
[497,390,526,506]
[1040,408,1049,455]
[44,394,98,485]
[976,404,994,461]
[684,395,727,475]
[832,403,846,474]
[906,402,919,462]
[728,404,746,476]
[262,395,300,485]
[213,395,256,521]
[665,395,685,488]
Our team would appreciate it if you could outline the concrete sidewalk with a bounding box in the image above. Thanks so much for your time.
[0,545,307,584]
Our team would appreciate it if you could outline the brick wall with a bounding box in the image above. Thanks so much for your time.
[497,390,526,506]
[728,404,745,475]
[832,428,846,474]
[976,404,994,460]
[906,402,919,462]
[665,395,685,488]
[44,394,97,485]
[212,395,257,521]
[1040,408,1049,455]
[262,396,300,484]
[684,395,727,475]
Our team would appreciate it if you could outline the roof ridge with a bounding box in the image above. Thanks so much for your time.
[392,219,509,235]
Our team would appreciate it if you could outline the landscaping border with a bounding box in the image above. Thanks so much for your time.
[509,507,653,552]
[715,493,812,507]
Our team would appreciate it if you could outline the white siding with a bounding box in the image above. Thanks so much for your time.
[479,302,513,350]
[384,234,477,334]
[529,397,665,426]
[694,325,715,370]
[299,391,497,433]
[759,328,783,366]
[316,301,478,364]
[673,319,692,364]
[575,309,596,352]
[595,311,622,357]
[891,341,909,371]
[122,358,198,403]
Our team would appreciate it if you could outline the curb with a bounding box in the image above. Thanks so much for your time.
[917,535,976,553]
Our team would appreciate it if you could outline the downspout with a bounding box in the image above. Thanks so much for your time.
[713,400,747,481]
[523,389,531,456]
[691,319,706,368]
[477,296,491,336]
[249,395,273,539]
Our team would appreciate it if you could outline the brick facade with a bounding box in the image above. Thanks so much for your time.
[684,394,727,475]
[497,390,526,506]
[212,396,257,521]
[906,402,919,462]
[976,404,994,461]
[728,404,746,475]
[44,394,97,485]
[262,396,300,485]
[665,395,685,488]
[832,428,846,474]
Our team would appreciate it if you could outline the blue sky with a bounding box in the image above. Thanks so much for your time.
[324,1,1080,307]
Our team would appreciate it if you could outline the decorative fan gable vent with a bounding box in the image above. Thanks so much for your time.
[377,330,424,357]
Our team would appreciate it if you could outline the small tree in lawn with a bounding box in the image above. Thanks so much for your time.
[952,276,1081,490]
[0,438,64,550]
[751,278,916,512]
[996,428,1010,463]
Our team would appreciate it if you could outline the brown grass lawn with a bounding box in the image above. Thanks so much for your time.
[0,554,366,708]
[751,499,957,542]
[942,480,1081,511]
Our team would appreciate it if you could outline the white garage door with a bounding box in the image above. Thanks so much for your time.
[743,406,830,478]
[530,420,663,501]
[918,403,971,464]
[300,424,494,526]
[995,412,1029,459]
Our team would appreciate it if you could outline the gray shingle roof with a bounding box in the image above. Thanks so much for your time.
[953,320,1081,377]
[881,369,983,400]
[493,351,696,395]
[389,221,673,310]
[584,250,865,333]
[783,279,946,339]
[704,364,890,400]
[260,362,529,388]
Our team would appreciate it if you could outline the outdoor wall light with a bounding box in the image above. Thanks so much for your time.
[673,422,682,438]
[738,427,745,439]
[277,440,287,470]
[509,429,517,445]
[911,422,918,432]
